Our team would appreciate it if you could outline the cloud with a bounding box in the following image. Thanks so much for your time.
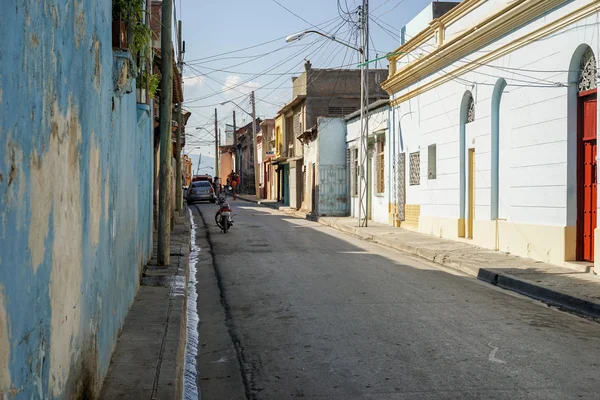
[183,75,205,100]
[222,75,260,98]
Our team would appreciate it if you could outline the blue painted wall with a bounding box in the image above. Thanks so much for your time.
[0,1,153,398]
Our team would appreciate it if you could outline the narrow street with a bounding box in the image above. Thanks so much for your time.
[192,201,600,400]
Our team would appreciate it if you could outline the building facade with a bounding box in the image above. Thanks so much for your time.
[260,119,276,200]
[346,101,391,225]
[275,61,389,211]
[382,0,600,269]
[299,118,349,216]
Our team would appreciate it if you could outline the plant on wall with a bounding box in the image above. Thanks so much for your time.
[136,70,161,99]
[113,0,151,76]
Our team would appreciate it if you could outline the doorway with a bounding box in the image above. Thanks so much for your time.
[311,163,316,213]
[468,148,475,239]
[577,90,597,261]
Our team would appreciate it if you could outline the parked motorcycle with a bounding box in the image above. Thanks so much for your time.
[215,187,234,233]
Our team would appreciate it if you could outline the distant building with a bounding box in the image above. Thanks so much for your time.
[274,60,388,210]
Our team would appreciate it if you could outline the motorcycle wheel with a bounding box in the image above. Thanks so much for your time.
[221,215,229,233]
[215,212,222,228]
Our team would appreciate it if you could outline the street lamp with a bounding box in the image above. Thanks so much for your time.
[284,2,370,227]
[221,93,259,201]
[285,30,362,53]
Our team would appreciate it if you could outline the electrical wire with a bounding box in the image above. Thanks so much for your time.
[184,16,342,63]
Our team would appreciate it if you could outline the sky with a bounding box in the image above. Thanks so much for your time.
[177,0,437,167]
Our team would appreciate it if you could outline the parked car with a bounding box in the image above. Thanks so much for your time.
[187,180,216,204]
[192,174,213,185]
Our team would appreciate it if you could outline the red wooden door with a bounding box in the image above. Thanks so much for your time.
[578,93,597,262]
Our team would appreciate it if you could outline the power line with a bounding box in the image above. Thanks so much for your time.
[270,0,323,29]
[184,16,341,64]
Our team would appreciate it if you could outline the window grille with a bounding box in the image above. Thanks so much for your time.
[328,106,358,116]
[409,151,420,186]
[579,48,597,92]
[467,96,475,123]
[376,140,385,193]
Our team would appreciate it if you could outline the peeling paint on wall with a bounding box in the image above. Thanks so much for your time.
[92,35,102,93]
[73,1,85,49]
[29,98,84,396]
[3,136,26,228]
[89,134,101,247]
[0,285,11,395]
[104,170,110,223]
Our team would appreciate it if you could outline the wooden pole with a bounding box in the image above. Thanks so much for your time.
[233,110,237,174]
[158,0,173,265]
[175,20,183,212]
[251,91,260,200]
[214,108,219,178]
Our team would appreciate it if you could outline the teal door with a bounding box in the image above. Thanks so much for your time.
[283,164,290,206]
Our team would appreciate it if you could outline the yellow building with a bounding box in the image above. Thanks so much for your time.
[274,114,283,158]
[182,154,192,187]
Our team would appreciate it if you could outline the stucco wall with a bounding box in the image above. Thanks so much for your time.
[0,1,153,398]
[317,117,349,216]
[347,107,389,222]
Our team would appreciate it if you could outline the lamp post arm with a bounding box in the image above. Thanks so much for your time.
[307,30,362,53]
[222,99,253,118]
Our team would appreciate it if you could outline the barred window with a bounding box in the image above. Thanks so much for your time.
[409,151,420,186]
[376,140,385,193]
[328,106,358,116]
[350,148,359,196]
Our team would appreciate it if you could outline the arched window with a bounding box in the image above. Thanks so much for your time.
[467,95,475,123]
[578,48,597,92]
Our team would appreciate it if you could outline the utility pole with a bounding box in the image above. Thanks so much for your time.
[251,91,260,200]
[214,108,219,178]
[175,20,183,212]
[233,110,237,173]
[358,0,369,227]
[158,0,173,265]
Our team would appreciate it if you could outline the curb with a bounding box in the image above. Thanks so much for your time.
[478,268,600,320]
[244,200,600,322]
[175,212,192,400]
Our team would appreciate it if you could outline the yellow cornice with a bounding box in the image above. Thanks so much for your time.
[388,0,600,107]
[387,0,488,65]
[382,0,570,95]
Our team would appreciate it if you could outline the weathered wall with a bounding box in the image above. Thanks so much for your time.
[0,1,153,398]
[317,118,348,216]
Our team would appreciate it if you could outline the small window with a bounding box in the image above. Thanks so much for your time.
[409,151,420,186]
[428,144,436,180]
[376,140,385,193]
[351,148,359,196]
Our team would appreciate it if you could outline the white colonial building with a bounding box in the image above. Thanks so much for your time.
[346,100,391,225]
[382,0,599,270]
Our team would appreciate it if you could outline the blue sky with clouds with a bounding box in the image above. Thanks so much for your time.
[179,0,437,162]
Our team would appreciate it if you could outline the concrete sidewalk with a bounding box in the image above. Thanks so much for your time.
[100,212,190,400]
[238,195,600,321]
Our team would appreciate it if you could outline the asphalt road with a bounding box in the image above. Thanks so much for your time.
[193,200,600,400]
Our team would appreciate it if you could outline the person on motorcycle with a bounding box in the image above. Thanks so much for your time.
[228,170,238,200]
